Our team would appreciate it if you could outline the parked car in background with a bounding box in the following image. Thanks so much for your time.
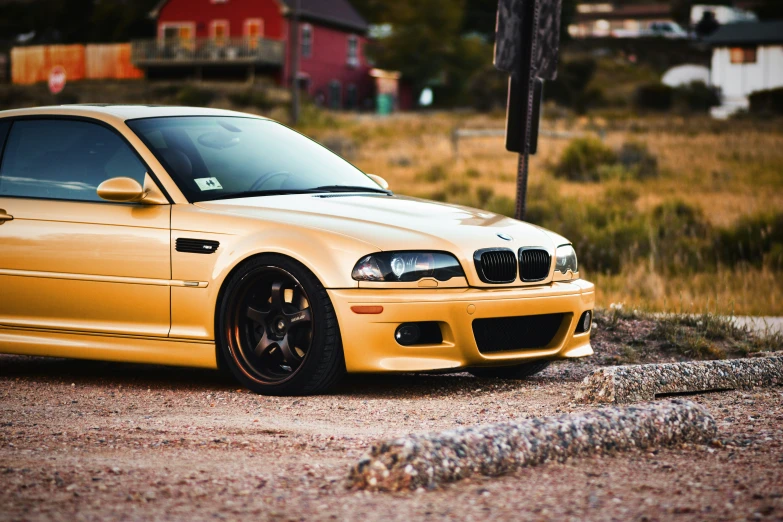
[646,22,691,39]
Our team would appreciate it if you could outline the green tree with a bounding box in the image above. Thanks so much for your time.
[367,0,468,98]
[462,0,498,38]
[349,0,390,24]
[755,0,783,20]
[0,0,158,44]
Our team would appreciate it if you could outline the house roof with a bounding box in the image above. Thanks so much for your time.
[705,20,783,46]
[150,0,369,34]
[280,0,368,33]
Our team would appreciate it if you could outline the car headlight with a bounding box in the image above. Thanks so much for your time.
[352,252,465,282]
[555,244,578,275]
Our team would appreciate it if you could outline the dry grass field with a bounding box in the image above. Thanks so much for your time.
[300,111,783,316]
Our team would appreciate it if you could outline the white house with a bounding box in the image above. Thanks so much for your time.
[707,20,783,119]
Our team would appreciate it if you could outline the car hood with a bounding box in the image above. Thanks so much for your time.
[196,193,564,262]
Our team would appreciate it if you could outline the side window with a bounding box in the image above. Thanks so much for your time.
[0,120,147,202]
[347,35,359,66]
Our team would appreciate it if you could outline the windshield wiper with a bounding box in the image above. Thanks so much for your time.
[205,189,324,201]
[201,185,392,202]
[314,185,392,195]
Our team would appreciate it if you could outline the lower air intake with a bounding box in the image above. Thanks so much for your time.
[472,313,565,354]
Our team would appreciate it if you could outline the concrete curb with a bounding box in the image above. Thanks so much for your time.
[576,354,783,404]
[349,400,715,491]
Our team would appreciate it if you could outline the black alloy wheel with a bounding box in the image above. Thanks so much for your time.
[217,255,344,395]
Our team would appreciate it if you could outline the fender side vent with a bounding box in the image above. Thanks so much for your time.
[176,238,219,255]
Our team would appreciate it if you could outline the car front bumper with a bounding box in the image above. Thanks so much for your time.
[328,279,595,373]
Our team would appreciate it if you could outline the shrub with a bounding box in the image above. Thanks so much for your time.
[673,81,721,113]
[53,91,80,105]
[467,65,508,112]
[617,141,658,179]
[416,164,448,183]
[228,89,274,111]
[546,58,599,113]
[485,195,516,218]
[320,136,356,160]
[526,184,649,274]
[634,83,674,111]
[651,200,712,272]
[445,180,470,196]
[476,186,494,207]
[715,212,783,269]
[175,86,215,107]
[749,87,783,116]
[298,102,339,128]
[150,85,180,99]
[553,137,617,182]
[0,86,33,109]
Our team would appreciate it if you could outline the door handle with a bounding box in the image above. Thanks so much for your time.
[0,209,13,223]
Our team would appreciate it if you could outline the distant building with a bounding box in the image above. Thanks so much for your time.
[569,2,674,38]
[134,0,373,110]
[706,20,783,118]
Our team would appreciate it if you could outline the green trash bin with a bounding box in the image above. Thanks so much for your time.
[376,93,394,115]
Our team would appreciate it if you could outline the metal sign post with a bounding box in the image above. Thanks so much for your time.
[495,0,563,220]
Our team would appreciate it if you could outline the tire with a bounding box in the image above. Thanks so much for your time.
[216,254,345,396]
[468,360,550,379]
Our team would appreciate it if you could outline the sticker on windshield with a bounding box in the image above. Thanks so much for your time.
[194,177,223,191]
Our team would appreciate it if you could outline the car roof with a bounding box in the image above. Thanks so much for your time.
[0,105,265,125]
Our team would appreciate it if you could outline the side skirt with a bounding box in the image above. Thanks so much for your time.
[0,326,218,369]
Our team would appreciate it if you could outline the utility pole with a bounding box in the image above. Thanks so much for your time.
[290,0,301,125]
[495,0,563,221]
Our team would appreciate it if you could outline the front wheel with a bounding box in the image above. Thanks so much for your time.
[216,255,345,396]
[468,360,550,379]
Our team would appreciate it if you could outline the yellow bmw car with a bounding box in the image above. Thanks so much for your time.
[0,106,594,395]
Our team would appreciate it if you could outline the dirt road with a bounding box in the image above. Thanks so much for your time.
[1,354,782,522]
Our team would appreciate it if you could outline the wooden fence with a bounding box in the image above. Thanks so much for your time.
[85,44,144,80]
[11,43,142,85]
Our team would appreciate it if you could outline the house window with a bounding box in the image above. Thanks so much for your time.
[210,20,229,45]
[161,23,195,49]
[244,19,264,38]
[730,47,757,64]
[244,18,264,49]
[347,35,359,67]
[301,24,313,58]
[329,80,342,110]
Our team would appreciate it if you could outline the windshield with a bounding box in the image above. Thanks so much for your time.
[126,116,384,202]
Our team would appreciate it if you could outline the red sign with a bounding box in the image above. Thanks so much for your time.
[48,66,66,95]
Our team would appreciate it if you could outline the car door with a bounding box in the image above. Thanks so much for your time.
[0,117,172,337]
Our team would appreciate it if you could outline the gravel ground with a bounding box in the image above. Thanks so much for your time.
[1,354,782,521]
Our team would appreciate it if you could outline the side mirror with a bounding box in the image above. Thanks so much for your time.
[97,174,168,204]
[367,174,389,190]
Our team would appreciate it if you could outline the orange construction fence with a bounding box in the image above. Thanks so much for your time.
[11,43,143,85]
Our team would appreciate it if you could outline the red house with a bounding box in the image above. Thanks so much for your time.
[133,0,372,110]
